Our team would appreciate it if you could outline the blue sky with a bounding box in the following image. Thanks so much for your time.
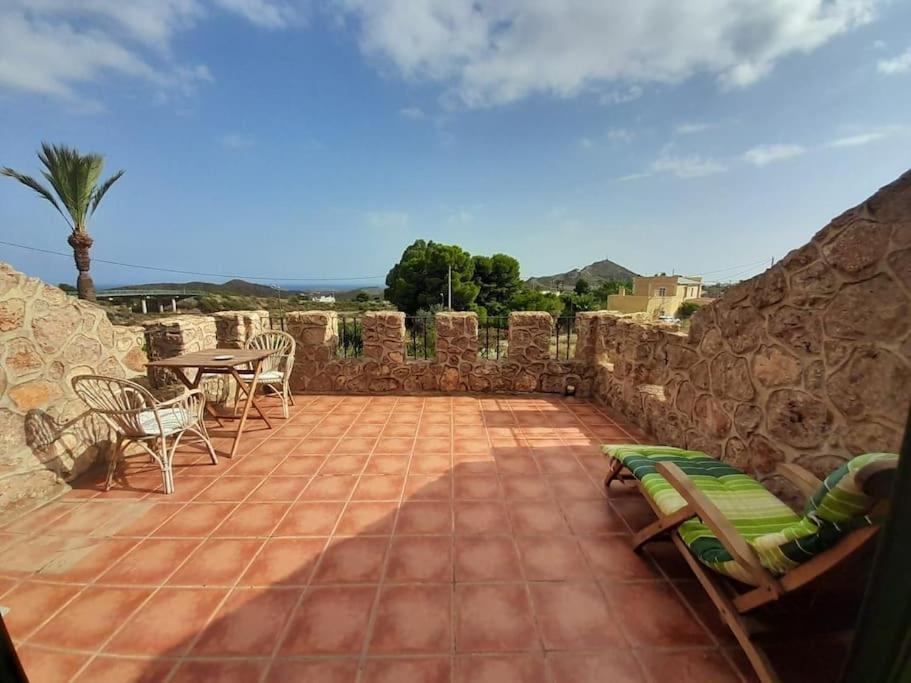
[1,1,910,289]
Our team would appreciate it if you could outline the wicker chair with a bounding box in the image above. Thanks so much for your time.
[234,330,296,418]
[71,375,217,495]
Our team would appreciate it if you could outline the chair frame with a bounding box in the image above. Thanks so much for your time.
[605,457,897,683]
[234,330,296,418]
[72,375,217,494]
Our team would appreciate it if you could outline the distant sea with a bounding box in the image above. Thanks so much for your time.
[94,280,385,292]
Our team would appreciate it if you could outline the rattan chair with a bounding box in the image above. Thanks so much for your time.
[234,330,296,418]
[72,375,217,494]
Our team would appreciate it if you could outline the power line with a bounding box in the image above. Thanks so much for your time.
[697,257,774,276]
[0,239,385,282]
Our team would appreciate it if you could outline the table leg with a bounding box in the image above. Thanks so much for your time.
[229,360,272,458]
[172,367,223,424]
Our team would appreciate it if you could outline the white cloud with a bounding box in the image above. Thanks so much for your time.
[0,0,294,103]
[212,0,304,28]
[399,106,426,119]
[878,47,911,74]
[827,131,885,147]
[674,122,715,135]
[651,154,727,179]
[607,128,635,143]
[598,85,643,106]
[365,211,411,230]
[337,0,878,108]
[742,144,806,166]
[220,133,254,149]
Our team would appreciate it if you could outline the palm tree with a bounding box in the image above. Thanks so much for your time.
[2,143,124,301]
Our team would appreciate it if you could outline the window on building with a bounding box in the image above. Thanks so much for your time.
[658,287,667,297]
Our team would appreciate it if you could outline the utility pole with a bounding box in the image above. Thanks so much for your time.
[447,265,452,310]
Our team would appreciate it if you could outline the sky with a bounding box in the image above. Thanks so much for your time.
[1,0,910,290]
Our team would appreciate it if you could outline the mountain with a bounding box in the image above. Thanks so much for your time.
[112,279,281,297]
[526,258,638,290]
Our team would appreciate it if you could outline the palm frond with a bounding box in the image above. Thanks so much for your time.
[90,169,124,215]
[0,166,73,229]
[38,142,104,230]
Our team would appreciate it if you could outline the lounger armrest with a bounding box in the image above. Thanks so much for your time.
[775,463,823,501]
[656,461,782,596]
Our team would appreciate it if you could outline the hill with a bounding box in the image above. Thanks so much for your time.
[526,258,638,290]
[111,279,293,297]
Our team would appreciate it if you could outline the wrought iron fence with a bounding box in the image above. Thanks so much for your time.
[269,316,287,332]
[479,316,509,359]
[553,315,576,361]
[405,315,435,360]
[338,315,363,358]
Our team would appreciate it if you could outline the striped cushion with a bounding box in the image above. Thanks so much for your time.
[237,369,284,383]
[603,445,897,585]
[137,407,195,436]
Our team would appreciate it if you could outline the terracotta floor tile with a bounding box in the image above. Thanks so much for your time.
[280,585,377,655]
[374,436,415,454]
[413,438,451,455]
[349,423,385,437]
[501,475,553,501]
[225,453,285,476]
[604,581,713,648]
[546,651,645,683]
[320,454,370,474]
[266,659,359,683]
[528,582,625,650]
[191,587,298,656]
[31,586,151,650]
[193,475,261,502]
[452,438,491,455]
[99,538,201,585]
[316,423,353,437]
[154,503,237,537]
[212,502,289,537]
[454,536,523,582]
[369,584,452,654]
[253,437,302,457]
[560,499,630,535]
[495,455,541,474]
[454,501,511,535]
[612,495,660,529]
[1,581,82,640]
[547,473,604,500]
[353,474,406,501]
[313,536,389,583]
[516,536,593,581]
[2,501,72,534]
[455,654,547,683]
[365,454,410,475]
[396,501,453,535]
[382,423,418,437]
[36,536,139,583]
[18,645,89,683]
[577,535,658,581]
[363,657,451,683]
[386,536,452,583]
[452,452,497,474]
[301,475,359,501]
[454,474,501,499]
[455,583,539,653]
[404,474,452,500]
[273,456,324,476]
[333,437,378,454]
[170,659,268,683]
[105,587,227,656]
[275,423,316,439]
[637,649,741,682]
[293,438,340,455]
[643,541,696,580]
[336,502,398,535]
[168,538,264,586]
[244,476,305,502]
[72,655,175,683]
[240,536,325,586]
[275,502,344,535]
[113,502,184,536]
[507,500,570,535]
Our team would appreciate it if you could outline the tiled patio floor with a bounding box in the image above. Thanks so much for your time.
[0,395,853,682]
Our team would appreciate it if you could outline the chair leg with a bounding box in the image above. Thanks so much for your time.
[196,420,218,465]
[158,436,175,495]
[280,384,290,419]
[105,435,125,491]
[604,458,624,492]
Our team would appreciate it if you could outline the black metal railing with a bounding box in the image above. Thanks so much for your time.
[269,316,287,332]
[553,315,576,361]
[338,315,362,358]
[479,316,509,359]
[405,315,435,360]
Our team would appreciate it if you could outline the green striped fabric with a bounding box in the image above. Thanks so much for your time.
[603,445,898,586]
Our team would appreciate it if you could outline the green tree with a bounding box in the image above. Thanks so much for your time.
[354,290,370,302]
[385,240,480,314]
[574,278,591,295]
[677,301,700,320]
[2,143,124,301]
[472,253,522,317]
[509,288,565,317]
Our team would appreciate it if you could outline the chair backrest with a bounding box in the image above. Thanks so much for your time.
[805,452,899,523]
[245,330,295,374]
[71,375,157,437]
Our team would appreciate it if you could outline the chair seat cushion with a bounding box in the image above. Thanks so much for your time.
[137,406,196,436]
[237,369,284,383]
[603,445,896,585]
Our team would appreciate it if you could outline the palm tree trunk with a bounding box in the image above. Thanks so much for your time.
[67,232,96,301]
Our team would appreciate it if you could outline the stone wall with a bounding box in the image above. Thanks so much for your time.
[285,311,594,396]
[581,170,911,493]
[0,263,147,511]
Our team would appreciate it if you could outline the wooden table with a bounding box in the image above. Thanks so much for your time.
[147,348,276,458]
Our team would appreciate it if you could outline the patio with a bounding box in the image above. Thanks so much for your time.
[0,394,853,683]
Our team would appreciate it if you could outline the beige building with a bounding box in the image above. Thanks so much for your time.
[607,275,704,317]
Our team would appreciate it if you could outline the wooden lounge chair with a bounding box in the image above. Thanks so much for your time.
[603,445,899,683]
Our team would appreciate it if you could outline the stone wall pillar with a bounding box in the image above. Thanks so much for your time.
[286,311,338,392]
[362,312,406,364]
[142,315,219,395]
[213,310,270,348]
[507,312,553,392]
[435,312,478,391]
[574,312,600,363]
